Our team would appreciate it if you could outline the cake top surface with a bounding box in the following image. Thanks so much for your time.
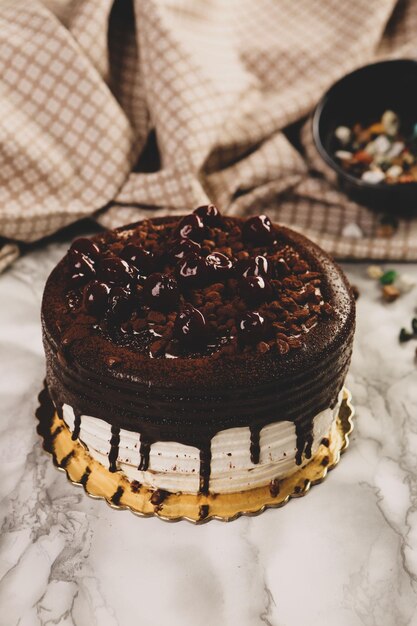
[42,208,355,389]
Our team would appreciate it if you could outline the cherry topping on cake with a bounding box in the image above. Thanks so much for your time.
[242,215,275,246]
[173,304,207,348]
[68,249,96,287]
[205,252,234,280]
[176,214,206,242]
[70,238,100,262]
[83,280,110,316]
[238,311,267,345]
[107,286,133,322]
[143,273,180,311]
[60,212,327,359]
[120,244,155,275]
[99,257,135,286]
[241,255,269,278]
[177,254,207,287]
[193,204,222,227]
[170,238,201,261]
[240,275,273,305]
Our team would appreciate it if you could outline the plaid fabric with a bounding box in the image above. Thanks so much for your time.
[1,0,417,266]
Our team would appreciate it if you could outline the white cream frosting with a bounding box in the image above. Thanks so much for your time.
[62,391,342,494]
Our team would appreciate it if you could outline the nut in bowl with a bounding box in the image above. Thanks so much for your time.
[313,59,417,213]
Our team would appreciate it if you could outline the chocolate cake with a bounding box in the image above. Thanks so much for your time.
[41,207,355,497]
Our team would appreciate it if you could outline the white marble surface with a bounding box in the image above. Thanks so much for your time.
[1,234,417,626]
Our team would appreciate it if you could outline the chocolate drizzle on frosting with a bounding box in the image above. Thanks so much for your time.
[295,422,314,466]
[71,410,81,441]
[249,424,261,464]
[108,426,120,472]
[199,445,212,495]
[138,436,152,471]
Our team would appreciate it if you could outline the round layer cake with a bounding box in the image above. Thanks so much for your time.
[41,208,355,496]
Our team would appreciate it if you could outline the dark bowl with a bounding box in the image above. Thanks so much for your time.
[313,59,417,213]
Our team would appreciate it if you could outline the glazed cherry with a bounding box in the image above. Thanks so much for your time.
[242,215,275,246]
[68,249,96,287]
[169,238,201,261]
[238,311,267,345]
[143,273,180,311]
[241,255,269,278]
[120,244,155,275]
[193,204,222,227]
[240,275,273,305]
[83,281,110,316]
[70,237,100,262]
[99,257,135,286]
[205,252,234,280]
[173,304,207,348]
[107,286,133,322]
[177,254,207,287]
[175,214,206,242]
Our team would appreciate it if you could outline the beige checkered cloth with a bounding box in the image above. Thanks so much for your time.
[1,0,417,266]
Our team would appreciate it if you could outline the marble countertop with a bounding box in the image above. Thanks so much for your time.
[1,232,417,626]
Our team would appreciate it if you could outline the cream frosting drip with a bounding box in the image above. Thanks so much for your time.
[61,391,342,495]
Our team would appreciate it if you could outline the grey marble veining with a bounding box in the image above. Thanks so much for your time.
[1,237,417,626]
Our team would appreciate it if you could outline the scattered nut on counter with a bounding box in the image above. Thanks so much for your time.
[382,284,400,302]
[366,264,416,303]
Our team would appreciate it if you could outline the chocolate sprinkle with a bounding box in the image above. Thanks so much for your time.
[111,486,124,505]
[150,489,170,506]
[80,467,91,486]
[199,504,210,520]
[269,479,280,497]
[60,450,75,469]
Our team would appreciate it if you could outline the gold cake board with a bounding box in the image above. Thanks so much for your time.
[36,386,354,524]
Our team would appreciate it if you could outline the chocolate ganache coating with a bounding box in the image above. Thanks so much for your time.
[42,212,355,493]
